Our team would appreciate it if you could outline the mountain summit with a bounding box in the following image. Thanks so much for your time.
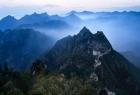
[0,15,17,30]
[77,27,112,52]
[78,27,93,36]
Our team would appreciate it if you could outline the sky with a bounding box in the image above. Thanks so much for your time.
[0,0,140,19]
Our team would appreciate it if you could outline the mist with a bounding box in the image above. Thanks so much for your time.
[32,12,140,56]
[0,11,140,68]
[26,11,140,67]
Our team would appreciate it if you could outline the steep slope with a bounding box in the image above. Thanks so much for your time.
[38,27,140,95]
[0,29,54,71]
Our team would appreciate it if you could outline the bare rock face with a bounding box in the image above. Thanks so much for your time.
[30,60,47,76]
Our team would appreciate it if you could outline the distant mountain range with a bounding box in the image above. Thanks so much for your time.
[0,12,83,30]
[0,11,140,68]
[1,11,140,30]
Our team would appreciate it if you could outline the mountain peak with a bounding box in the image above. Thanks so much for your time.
[1,15,17,21]
[78,27,92,36]
[82,26,89,31]
[67,13,78,18]
[70,10,77,14]
[96,31,105,37]
[95,31,109,41]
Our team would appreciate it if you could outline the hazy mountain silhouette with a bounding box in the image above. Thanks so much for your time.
[0,29,54,71]
[0,15,18,30]
[64,13,82,24]
[0,13,72,30]
[19,12,50,24]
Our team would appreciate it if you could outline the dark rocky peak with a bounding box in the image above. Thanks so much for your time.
[77,27,93,37]
[94,31,108,41]
[77,27,108,41]
[77,27,112,49]
[97,31,104,35]
[94,31,112,48]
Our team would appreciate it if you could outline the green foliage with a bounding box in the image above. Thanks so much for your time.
[0,62,98,95]
[29,73,97,95]
[0,67,32,95]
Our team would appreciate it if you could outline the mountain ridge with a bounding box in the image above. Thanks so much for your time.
[32,27,140,95]
[0,12,82,30]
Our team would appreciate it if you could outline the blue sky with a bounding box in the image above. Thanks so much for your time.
[0,0,140,19]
